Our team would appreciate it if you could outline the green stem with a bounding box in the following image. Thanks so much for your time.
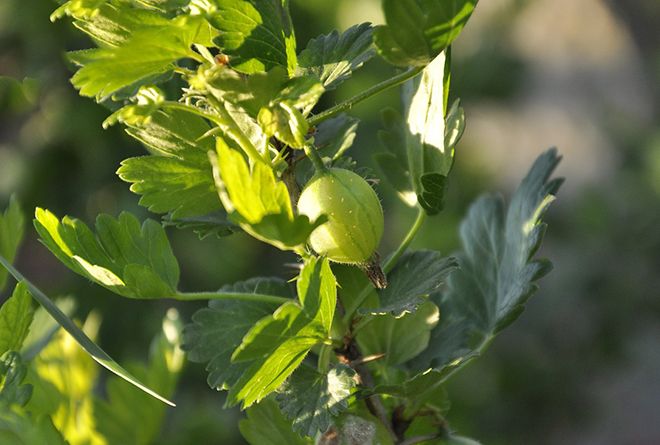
[342,209,427,324]
[304,143,327,173]
[308,66,424,126]
[317,344,332,373]
[175,291,288,305]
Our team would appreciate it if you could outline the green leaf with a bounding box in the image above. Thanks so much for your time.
[0,407,67,445]
[94,310,184,445]
[34,209,179,299]
[0,352,33,407]
[182,277,291,392]
[0,196,24,293]
[404,52,452,215]
[372,369,449,416]
[314,114,359,161]
[209,0,298,75]
[0,256,175,406]
[363,250,456,316]
[227,257,336,407]
[297,23,375,90]
[211,140,325,250]
[0,77,39,112]
[410,149,563,378]
[276,364,356,436]
[374,108,417,207]
[53,1,172,47]
[258,101,309,148]
[357,301,440,366]
[0,283,34,357]
[374,0,478,67]
[70,15,208,100]
[239,397,310,445]
[163,212,240,239]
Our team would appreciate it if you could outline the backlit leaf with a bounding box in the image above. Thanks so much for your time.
[0,196,24,293]
[0,283,34,357]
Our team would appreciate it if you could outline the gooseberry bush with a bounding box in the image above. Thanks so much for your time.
[0,0,563,443]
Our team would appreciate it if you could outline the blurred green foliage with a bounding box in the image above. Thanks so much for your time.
[1,0,659,444]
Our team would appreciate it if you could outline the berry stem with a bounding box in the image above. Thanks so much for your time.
[303,143,327,173]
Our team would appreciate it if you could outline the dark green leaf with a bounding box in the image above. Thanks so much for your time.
[34,209,179,299]
[410,149,563,378]
[297,23,375,90]
[209,0,297,75]
[372,369,450,416]
[239,397,310,445]
[227,257,336,407]
[0,196,24,293]
[314,114,359,161]
[0,352,33,407]
[374,0,478,67]
[277,364,356,436]
[0,283,34,357]
[362,250,456,316]
[0,256,175,406]
[0,407,66,445]
[182,277,290,393]
[212,141,325,250]
[357,301,440,366]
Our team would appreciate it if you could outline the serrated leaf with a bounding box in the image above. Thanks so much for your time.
[239,397,310,445]
[212,140,325,250]
[0,257,175,406]
[209,0,297,75]
[0,352,33,407]
[0,196,24,293]
[363,250,456,316]
[163,212,240,239]
[70,15,208,100]
[374,0,478,67]
[372,369,450,416]
[410,149,563,378]
[34,209,179,299]
[0,283,34,357]
[258,101,309,148]
[357,301,440,366]
[94,310,184,445]
[0,407,67,445]
[227,257,336,407]
[297,23,375,90]
[182,277,291,392]
[277,364,356,436]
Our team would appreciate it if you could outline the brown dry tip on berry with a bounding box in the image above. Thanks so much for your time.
[214,54,230,65]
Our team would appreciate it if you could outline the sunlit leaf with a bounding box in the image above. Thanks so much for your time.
[0,283,34,357]
[0,196,24,293]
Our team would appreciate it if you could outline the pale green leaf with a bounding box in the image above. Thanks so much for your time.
[70,15,208,100]
[34,209,179,299]
[258,101,308,148]
[363,250,456,316]
[411,149,563,378]
[0,196,24,293]
[374,0,478,67]
[239,397,310,445]
[297,23,375,90]
[0,256,175,406]
[276,364,356,436]
[212,141,324,250]
[0,352,33,407]
[0,283,34,357]
[228,257,336,407]
[357,301,440,366]
[94,310,184,445]
[209,0,297,75]
[182,277,291,392]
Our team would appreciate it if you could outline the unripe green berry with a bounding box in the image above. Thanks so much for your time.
[298,168,384,264]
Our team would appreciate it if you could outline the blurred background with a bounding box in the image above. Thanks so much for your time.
[1,0,659,444]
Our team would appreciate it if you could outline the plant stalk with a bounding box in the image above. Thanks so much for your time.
[308,66,424,126]
[303,143,327,173]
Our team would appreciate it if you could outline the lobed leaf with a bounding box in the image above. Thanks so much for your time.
[374,0,479,67]
[410,149,563,378]
[34,209,179,299]
[0,352,33,408]
[276,364,356,436]
[297,23,375,90]
[212,140,325,250]
[239,397,310,445]
[208,0,298,75]
[313,114,359,161]
[0,283,34,357]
